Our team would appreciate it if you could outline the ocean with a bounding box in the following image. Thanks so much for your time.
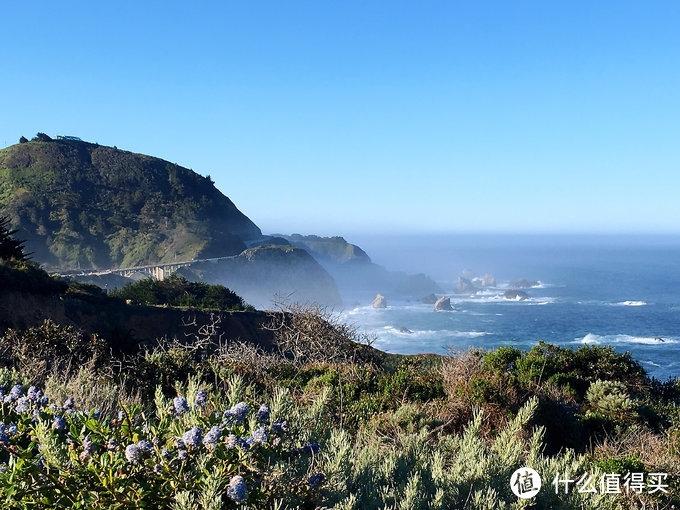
[339,235,680,380]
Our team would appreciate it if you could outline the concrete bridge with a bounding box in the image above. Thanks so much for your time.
[59,255,236,281]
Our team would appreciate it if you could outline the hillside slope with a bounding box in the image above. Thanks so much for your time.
[0,138,261,270]
[179,244,343,309]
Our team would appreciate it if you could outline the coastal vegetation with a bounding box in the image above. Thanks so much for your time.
[2,309,680,508]
[110,274,252,312]
[1,220,679,508]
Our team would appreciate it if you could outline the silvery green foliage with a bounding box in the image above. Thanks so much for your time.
[198,470,226,510]
[321,397,618,509]
[171,491,194,510]
[586,379,636,421]
[0,374,634,508]
[34,421,71,472]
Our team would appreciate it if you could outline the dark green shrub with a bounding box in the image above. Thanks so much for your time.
[0,320,109,384]
[483,346,522,374]
[111,274,247,311]
[0,216,29,261]
[594,453,645,475]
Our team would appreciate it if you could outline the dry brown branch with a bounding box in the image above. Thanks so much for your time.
[262,298,379,367]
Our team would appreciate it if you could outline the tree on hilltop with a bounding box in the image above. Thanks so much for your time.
[0,216,30,261]
[19,136,28,143]
[32,132,52,142]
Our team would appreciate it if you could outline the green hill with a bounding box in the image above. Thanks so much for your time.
[0,136,261,270]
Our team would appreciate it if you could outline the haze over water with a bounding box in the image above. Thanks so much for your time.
[341,234,680,380]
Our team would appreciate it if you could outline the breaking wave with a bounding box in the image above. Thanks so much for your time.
[576,333,677,345]
[380,327,490,339]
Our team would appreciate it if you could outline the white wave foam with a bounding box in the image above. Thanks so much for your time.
[615,301,647,307]
[449,294,556,305]
[379,326,490,339]
[576,333,677,345]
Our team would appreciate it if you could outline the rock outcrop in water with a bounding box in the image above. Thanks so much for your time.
[504,289,529,300]
[482,273,496,288]
[510,278,538,288]
[434,296,453,311]
[456,277,476,294]
[372,294,387,308]
[461,269,476,280]
[421,293,438,304]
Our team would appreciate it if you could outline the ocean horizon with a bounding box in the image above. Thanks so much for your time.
[340,234,680,380]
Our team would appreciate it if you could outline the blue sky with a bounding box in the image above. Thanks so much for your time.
[2,2,680,235]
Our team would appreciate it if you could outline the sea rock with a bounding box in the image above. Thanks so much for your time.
[399,326,412,334]
[482,273,496,288]
[434,296,453,311]
[372,294,387,308]
[456,277,475,294]
[421,293,438,304]
[461,269,476,280]
[504,289,529,301]
[510,278,539,288]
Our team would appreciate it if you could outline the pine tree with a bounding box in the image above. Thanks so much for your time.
[0,216,29,261]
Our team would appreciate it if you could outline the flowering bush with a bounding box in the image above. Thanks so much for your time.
[0,376,327,508]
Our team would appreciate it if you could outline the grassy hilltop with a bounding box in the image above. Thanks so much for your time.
[0,135,261,270]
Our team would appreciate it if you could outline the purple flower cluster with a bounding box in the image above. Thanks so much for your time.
[296,443,320,456]
[125,444,141,464]
[124,440,154,463]
[137,440,153,453]
[256,403,270,423]
[270,420,289,434]
[250,426,267,444]
[195,390,207,408]
[224,402,248,424]
[173,396,189,415]
[107,438,118,452]
[15,397,30,414]
[308,473,325,490]
[182,426,203,449]
[82,436,95,454]
[227,475,247,504]
[27,386,39,401]
[225,434,239,449]
[52,416,66,431]
[80,435,95,462]
[203,425,222,448]
[9,385,22,400]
